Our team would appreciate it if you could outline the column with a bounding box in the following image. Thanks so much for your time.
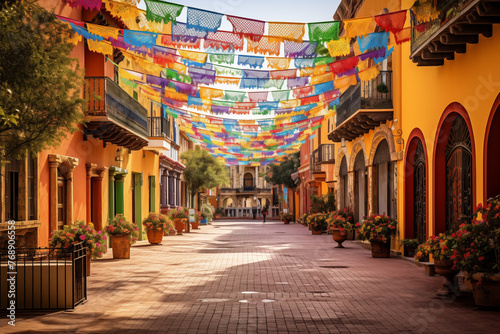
[66,168,75,225]
[108,169,116,219]
[93,169,105,231]
[115,174,125,215]
[86,163,94,223]
[176,174,181,207]
[48,158,58,233]
[348,171,354,212]
[255,166,258,189]
[367,165,374,216]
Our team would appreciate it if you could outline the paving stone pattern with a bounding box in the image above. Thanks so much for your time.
[2,220,500,333]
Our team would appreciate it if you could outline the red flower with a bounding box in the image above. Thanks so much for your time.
[478,256,485,261]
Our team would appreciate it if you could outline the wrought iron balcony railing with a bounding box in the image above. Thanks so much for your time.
[329,71,393,142]
[84,77,148,150]
[410,0,498,66]
[310,144,335,172]
[148,117,170,139]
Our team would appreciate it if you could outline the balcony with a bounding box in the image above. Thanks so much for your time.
[84,77,148,150]
[410,0,500,66]
[310,144,335,175]
[146,116,171,152]
[328,71,393,142]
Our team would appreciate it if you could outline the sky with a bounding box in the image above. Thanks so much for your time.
[138,0,342,27]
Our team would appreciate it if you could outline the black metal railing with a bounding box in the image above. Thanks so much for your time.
[85,77,148,137]
[0,241,87,310]
[336,71,393,127]
[411,0,475,53]
[148,117,170,138]
[311,144,335,172]
[242,186,256,192]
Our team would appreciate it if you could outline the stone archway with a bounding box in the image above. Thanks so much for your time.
[367,127,398,217]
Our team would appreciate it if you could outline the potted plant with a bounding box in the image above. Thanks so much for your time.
[416,234,458,297]
[327,212,353,248]
[215,207,224,219]
[201,204,214,224]
[192,211,201,229]
[400,239,420,257]
[105,214,139,259]
[356,214,397,258]
[50,221,107,276]
[280,211,293,224]
[302,213,310,228]
[452,197,500,307]
[307,213,328,235]
[142,213,172,244]
[169,208,188,235]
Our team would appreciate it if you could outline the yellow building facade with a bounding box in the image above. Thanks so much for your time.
[322,0,500,253]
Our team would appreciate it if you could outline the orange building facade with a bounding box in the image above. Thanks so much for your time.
[0,0,188,247]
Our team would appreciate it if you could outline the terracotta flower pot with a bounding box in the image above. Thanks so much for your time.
[434,259,458,297]
[192,221,200,229]
[174,218,184,235]
[331,228,347,248]
[370,239,391,258]
[182,218,189,233]
[146,228,164,244]
[311,227,322,235]
[283,219,290,224]
[111,234,131,259]
[86,247,91,276]
[471,273,500,307]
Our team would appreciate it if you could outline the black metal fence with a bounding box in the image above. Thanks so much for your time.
[0,241,87,310]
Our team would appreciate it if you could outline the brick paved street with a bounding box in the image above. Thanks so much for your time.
[2,220,500,333]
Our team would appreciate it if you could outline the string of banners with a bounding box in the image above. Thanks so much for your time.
[61,0,411,165]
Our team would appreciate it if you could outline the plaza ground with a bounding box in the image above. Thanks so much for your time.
[2,220,500,333]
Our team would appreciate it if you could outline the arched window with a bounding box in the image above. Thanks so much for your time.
[445,116,472,231]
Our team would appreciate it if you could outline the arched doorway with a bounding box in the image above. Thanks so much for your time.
[404,133,428,243]
[353,151,367,222]
[243,173,254,191]
[434,105,475,235]
[485,99,500,199]
[445,116,473,232]
[372,140,394,216]
[339,157,348,209]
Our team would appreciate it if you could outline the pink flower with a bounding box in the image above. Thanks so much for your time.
[96,243,101,247]
[80,235,86,240]
[98,231,102,234]
[98,252,103,256]
[103,236,107,240]
[135,227,139,231]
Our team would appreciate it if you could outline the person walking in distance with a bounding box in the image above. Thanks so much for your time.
[262,205,269,223]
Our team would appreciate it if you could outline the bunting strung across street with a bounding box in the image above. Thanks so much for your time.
[60,0,412,165]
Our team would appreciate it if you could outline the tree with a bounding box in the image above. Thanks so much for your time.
[180,147,229,209]
[0,0,84,165]
[264,152,301,191]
